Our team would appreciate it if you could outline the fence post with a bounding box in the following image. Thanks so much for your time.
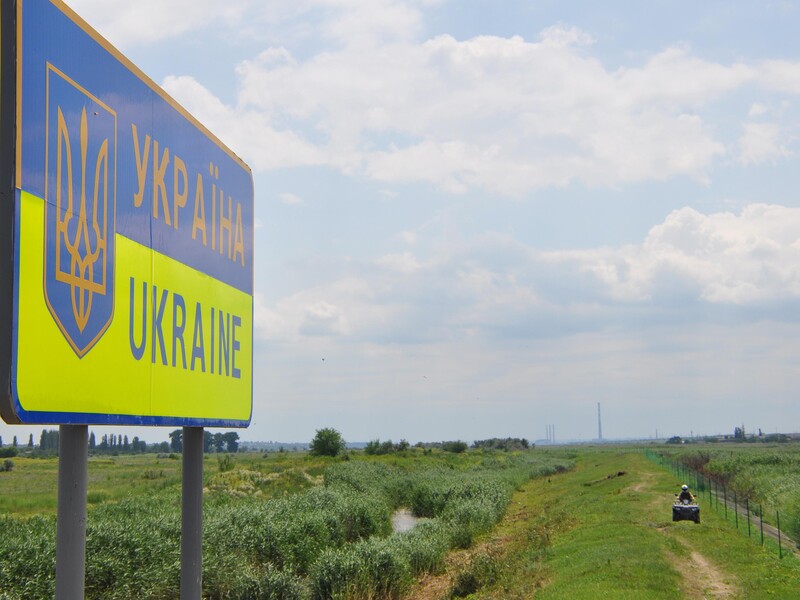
[760,504,764,546]
[778,511,783,559]
[734,492,738,530]
[724,486,728,520]
[746,498,751,538]
[715,481,718,511]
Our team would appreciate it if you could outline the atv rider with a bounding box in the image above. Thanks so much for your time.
[678,484,694,503]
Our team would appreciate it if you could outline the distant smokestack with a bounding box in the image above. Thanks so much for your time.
[597,402,603,441]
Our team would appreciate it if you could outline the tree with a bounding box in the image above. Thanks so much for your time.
[132,436,147,453]
[364,439,381,455]
[40,429,59,452]
[89,432,96,450]
[309,428,346,457]
[213,433,225,453]
[0,435,3,447]
[12,436,17,447]
[203,431,213,453]
[27,434,33,448]
[169,430,183,453]
[223,432,239,453]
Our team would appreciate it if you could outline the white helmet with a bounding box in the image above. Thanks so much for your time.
[681,484,688,490]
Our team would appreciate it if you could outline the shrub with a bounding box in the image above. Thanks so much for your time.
[218,454,234,473]
[308,538,412,600]
[395,521,451,575]
[450,550,499,597]
[310,428,346,457]
[441,441,468,454]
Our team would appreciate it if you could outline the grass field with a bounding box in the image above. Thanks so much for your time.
[1,446,799,598]
[407,448,800,599]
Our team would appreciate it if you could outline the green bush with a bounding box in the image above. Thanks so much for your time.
[441,441,468,453]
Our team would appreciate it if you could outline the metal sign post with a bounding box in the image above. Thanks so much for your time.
[181,427,204,599]
[55,425,88,600]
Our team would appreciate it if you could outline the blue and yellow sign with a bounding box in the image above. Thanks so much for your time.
[0,0,254,427]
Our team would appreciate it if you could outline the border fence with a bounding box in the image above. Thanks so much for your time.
[644,449,795,559]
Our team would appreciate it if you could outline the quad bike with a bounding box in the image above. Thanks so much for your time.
[673,496,700,523]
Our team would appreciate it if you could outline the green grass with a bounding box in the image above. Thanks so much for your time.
[439,448,800,600]
[11,446,796,599]
[499,451,683,599]
[0,454,183,515]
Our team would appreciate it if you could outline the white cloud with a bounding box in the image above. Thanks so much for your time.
[758,59,800,95]
[66,0,249,46]
[191,26,763,194]
[738,122,792,165]
[161,75,328,170]
[279,192,304,205]
[374,252,424,274]
[65,1,800,198]
[577,204,800,304]
[399,231,418,245]
[71,0,800,196]
[257,203,800,346]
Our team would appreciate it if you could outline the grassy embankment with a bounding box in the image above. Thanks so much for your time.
[411,448,800,599]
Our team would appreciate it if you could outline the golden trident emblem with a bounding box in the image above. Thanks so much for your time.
[54,106,110,333]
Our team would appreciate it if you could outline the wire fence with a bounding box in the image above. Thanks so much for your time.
[645,449,794,559]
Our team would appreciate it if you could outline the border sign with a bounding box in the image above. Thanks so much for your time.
[0,0,254,428]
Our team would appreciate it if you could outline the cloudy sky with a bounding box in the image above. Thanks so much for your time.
[6,0,800,446]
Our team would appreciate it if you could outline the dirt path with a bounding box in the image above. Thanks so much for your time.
[665,540,737,599]
[631,461,739,597]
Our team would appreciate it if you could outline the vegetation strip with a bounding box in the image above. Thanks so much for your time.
[0,449,571,599]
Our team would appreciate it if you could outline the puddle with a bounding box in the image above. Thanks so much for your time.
[392,508,420,533]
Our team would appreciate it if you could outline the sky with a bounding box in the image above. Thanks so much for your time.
[5,0,800,445]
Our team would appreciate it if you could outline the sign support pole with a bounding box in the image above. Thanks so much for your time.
[181,426,204,599]
[55,424,88,600]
